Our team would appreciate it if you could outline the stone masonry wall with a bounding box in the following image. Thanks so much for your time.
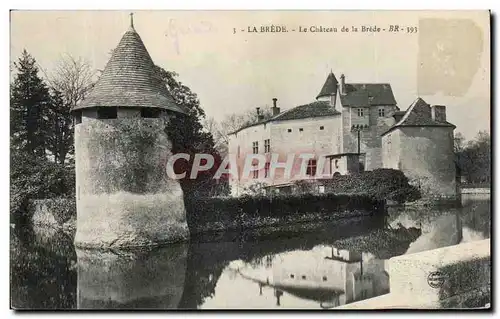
[74,114,189,249]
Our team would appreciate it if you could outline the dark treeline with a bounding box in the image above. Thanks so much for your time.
[454,131,491,187]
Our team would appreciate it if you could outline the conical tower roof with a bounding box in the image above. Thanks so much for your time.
[316,72,338,100]
[73,19,186,114]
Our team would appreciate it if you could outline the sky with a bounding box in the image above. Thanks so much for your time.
[10,10,490,140]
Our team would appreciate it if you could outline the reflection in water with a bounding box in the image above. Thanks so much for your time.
[216,246,390,309]
[76,244,187,309]
[389,195,490,255]
[10,196,490,309]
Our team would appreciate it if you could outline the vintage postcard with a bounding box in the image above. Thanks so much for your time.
[9,10,490,310]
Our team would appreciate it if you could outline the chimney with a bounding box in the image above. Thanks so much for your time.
[272,98,280,116]
[431,105,446,122]
[339,74,346,95]
[256,107,264,121]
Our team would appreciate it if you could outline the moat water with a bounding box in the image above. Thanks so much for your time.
[10,194,490,310]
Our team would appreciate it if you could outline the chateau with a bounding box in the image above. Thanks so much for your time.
[228,72,457,198]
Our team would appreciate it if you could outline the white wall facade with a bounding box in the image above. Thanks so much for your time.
[228,115,342,195]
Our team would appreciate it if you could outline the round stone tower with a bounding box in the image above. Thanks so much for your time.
[71,16,189,249]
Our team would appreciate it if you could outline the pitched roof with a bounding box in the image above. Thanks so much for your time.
[73,25,186,113]
[340,83,397,106]
[381,98,455,136]
[272,100,341,121]
[316,72,338,99]
[228,101,340,135]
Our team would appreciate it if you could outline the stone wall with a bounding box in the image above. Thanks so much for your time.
[31,198,76,232]
[341,105,398,170]
[74,115,189,249]
[382,126,457,199]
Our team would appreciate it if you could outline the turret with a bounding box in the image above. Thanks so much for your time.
[316,71,338,110]
[72,14,189,249]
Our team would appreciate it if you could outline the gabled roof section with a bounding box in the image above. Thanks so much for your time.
[73,24,186,113]
[340,83,397,107]
[272,101,341,121]
[381,98,455,136]
[228,101,341,135]
[316,72,338,99]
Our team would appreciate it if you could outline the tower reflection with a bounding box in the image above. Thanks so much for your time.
[76,243,188,309]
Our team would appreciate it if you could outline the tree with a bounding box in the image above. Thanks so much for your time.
[44,55,96,109]
[157,66,229,197]
[10,50,51,158]
[10,51,76,221]
[45,89,73,165]
[454,132,466,153]
[204,106,273,158]
[457,131,491,186]
[43,55,96,164]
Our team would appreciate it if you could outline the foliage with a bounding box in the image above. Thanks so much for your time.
[32,198,76,226]
[241,181,269,196]
[10,149,75,224]
[456,131,491,186]
[203,105,273,158]
[10,51,76,223]
[157,66,229,197]
[10,50,51,158]
[333,227,422,260]
[184,193,382,228]
[302,169,421,204]
[42,55,96,164]
[45,89,73,165]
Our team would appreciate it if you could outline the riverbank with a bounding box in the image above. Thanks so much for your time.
[27,194,384,242]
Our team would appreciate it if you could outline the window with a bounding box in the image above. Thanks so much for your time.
[252,141,258,154]
[253,169,259,179]
[141,108,162,118]
[320,126,324,130]
[318,185,325,194]
[287,129,292,133]
[378,108,385,117]
[74,111,82,124]
[299,128,304,132]
[306,159,317,176]
[335,159,339,168]
[97,107,117,119]
[264,139,270,153]
[237,146,240,158]
[264,162,270,178]
[302,275,306,280]
[357,108,364,117]
[322,276,328,281]
[290,274,295,279]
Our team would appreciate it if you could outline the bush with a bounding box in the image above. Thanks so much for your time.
[184,193,383,227]
[32,198,76,226]
[10,150,75,224]
[321,169,421,203]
